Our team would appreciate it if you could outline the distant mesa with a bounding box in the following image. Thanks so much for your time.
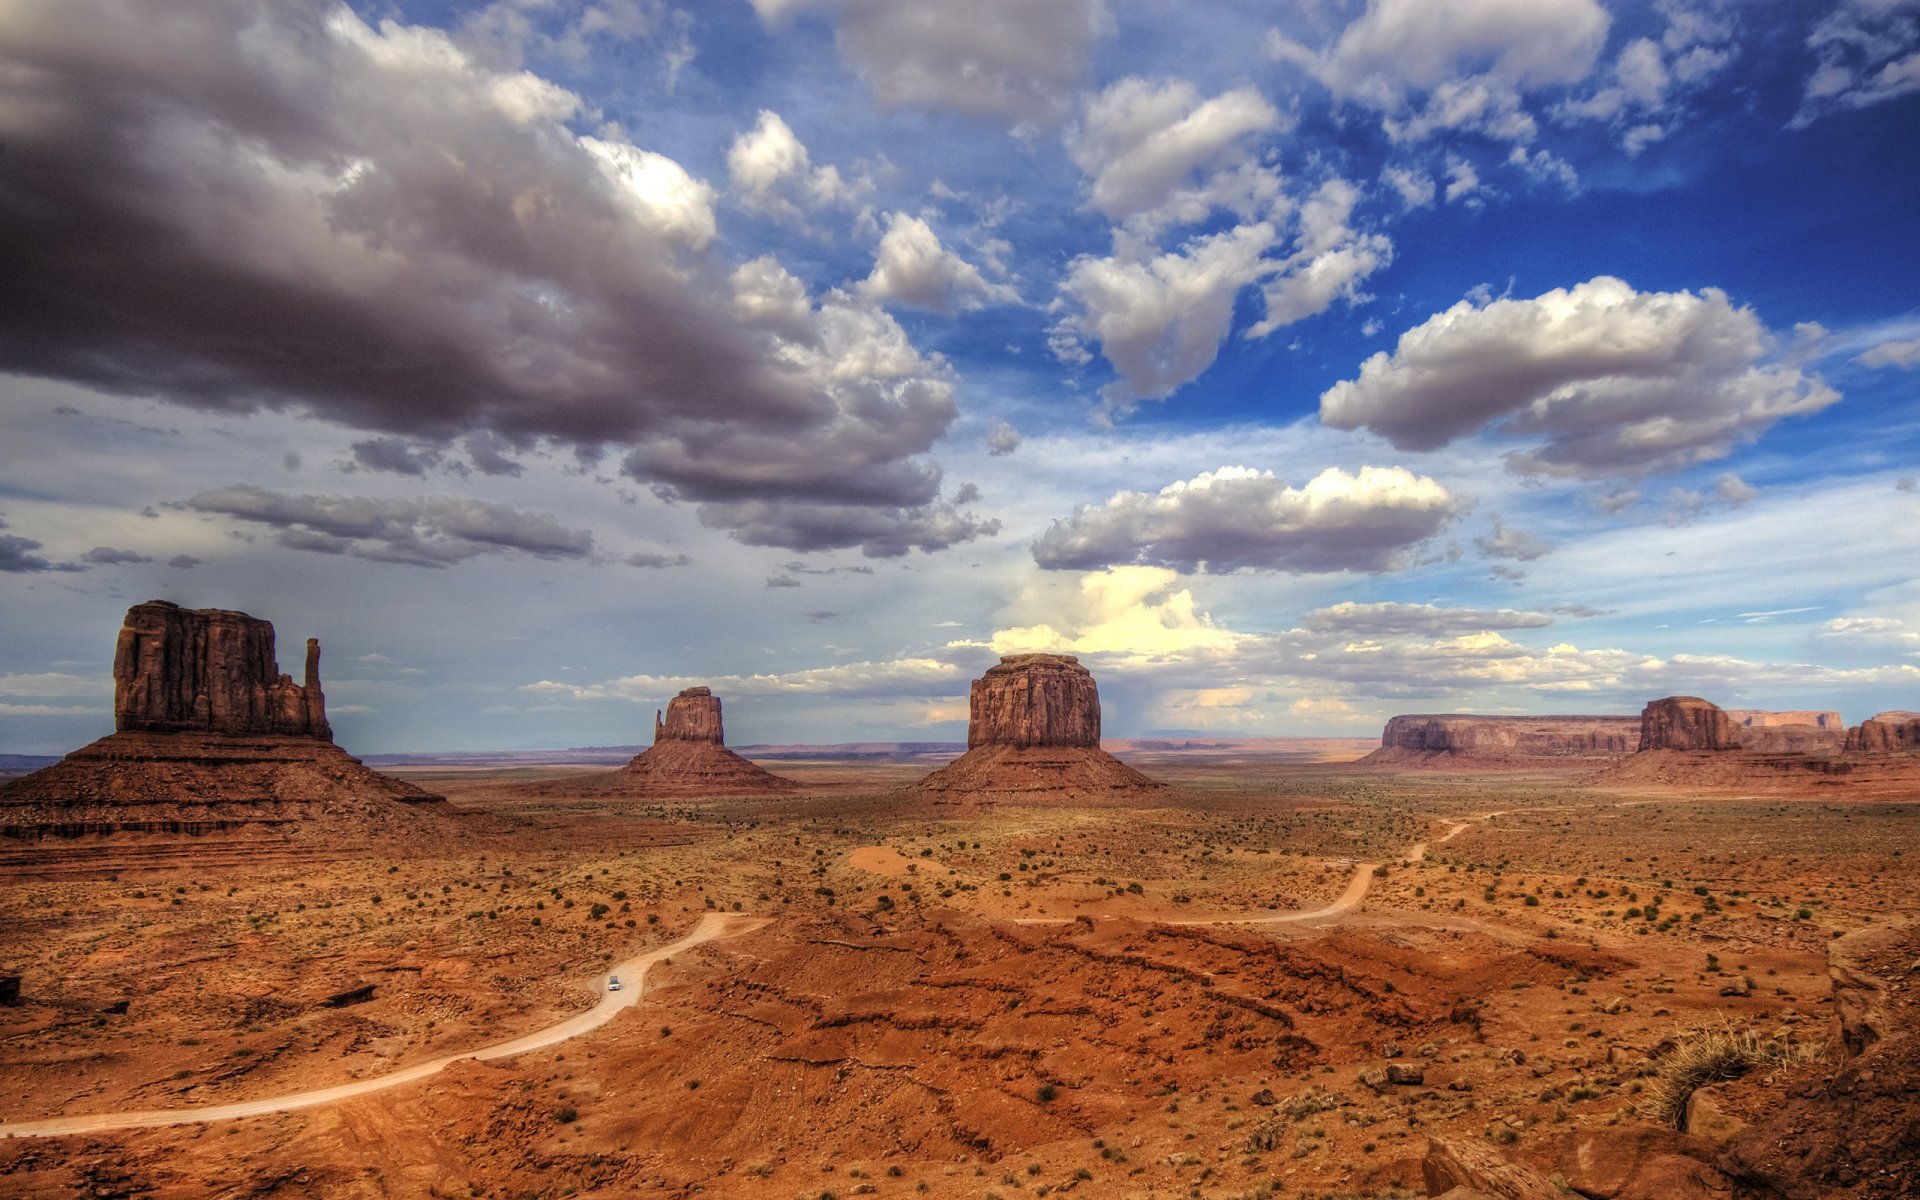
[1847,711,1920,754]
[598,687,799,796]
[911,654,1164,800]
[0,600,445,840]
[1362,714,1639,765]
[1638,695,1851,755]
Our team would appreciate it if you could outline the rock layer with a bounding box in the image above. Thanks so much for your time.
[913,655,1162,799]
[1366,715,1638,763]
[1638,696,1741,751]
[610,688,798,795]
[114,600,329,739]
[0,601,445,839]
[968,654,1100,748]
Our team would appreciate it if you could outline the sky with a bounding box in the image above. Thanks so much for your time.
[2,0,1919,755]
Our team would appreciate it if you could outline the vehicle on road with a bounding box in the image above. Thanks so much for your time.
[608,975,621,991]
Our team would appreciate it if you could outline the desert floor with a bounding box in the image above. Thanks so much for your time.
[0,749,1913,1198]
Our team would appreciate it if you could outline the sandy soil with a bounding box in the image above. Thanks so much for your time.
[1,754,1913,1198]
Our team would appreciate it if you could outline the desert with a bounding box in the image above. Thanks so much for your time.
[3,615,1918,1199]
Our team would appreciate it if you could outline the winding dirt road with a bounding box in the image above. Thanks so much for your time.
[0,911,765,1140]
[5,814,1496,1139]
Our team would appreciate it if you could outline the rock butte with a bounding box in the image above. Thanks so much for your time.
[0,601,443,839]
[594,687,798,795]
[912,654,1163,799]
[1363,714,1640,764]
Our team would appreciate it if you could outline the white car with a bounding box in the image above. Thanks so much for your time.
[607,975,621,991]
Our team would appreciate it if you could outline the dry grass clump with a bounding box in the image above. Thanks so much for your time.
[1243,1087,1351,1152]
[1638,1024,1826,1128]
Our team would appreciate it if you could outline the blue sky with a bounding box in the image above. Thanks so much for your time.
[2,0,1918,754]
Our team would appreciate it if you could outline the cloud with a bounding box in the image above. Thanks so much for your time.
[462,431,524,477]
[986,421,1022,456]
[1554,8,1737,152]
[1068,77,1285,230]
[0,0,968,555]
[858,213,1016,313]
[0,534,85,574]
[1248,178,1392,337]
[1381,164,1436,210]
[1054,222,1278,407]
[1270,0,1611,144]
[81,546,155,565]
[1031,465,1462,573]
[167,554,202,569]
[1793,0,1920,127]
[0,672,112,700]
[525,655,968,702]
[350,436,439,476]
[981,566,1245,660]
[766,574,803,589]
[1300,600,1553,637]
[1713,472,1758,506]
[1476,517,1550,561]
[625,551,692,568]
[750,0,1110,126]
[726,110,868,221]
[182,485,595,568]
[1319,276,1840,477]
[1857,336,1920,369]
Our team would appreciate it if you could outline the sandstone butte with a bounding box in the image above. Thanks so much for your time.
[911,654,1163,799]
[1361,714,1640,764]
[595,687,799,796]
[0,600,443,839]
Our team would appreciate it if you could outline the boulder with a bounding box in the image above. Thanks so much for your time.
[912,655,1162,799]
[1638,696,1741,751]
[1420,1135,1560,1200]
[1553,1124,1716,1199]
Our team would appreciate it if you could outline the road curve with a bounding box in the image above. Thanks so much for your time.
[0,911,765,1140]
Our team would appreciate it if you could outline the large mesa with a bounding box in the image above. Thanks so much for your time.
[597,687,798,795]
[911,655,1162,799]
[0,601,445,839]
[1363,714,1639,765]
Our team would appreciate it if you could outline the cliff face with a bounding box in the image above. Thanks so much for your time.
[1728,709,1845,730]
[113,601,329,739]
[655,687,724,744]
[1376,715,1638,759]
[1846,712,1920,754]
[968,655,1100,749]
[1638,696,1741,751]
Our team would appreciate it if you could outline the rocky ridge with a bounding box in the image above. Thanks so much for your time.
[0,601,444,839]
[912,655,1162,799]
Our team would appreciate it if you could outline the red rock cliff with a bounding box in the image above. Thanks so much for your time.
[654,686,724,744]
[1377,714,1638,758]
[1637,696,1739,751]
[1846,711,1920,754]
[968,655,1100,749]
[112,600,330,739]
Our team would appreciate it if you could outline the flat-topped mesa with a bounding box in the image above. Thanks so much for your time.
[912,655,1162,799]
[655,686,723,744]
[1728,709,1845,730]
[1638,695,1741,751]
[969,654,1100,748]
[1847,711,1920,754]
[114,600,329,739]
[1371,714,1638,761]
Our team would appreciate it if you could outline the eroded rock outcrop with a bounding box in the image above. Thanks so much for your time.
[607,687,798,795]
[0,601,445,840]
[114,601,329,738]
[1638,696,1742,751]
[912,655,1162,799]
[1728,709,1844,730]
[1364,714,1638,764]
[1845,711,1920,755]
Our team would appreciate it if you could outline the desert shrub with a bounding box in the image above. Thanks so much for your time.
[1638,1025,1825,1128]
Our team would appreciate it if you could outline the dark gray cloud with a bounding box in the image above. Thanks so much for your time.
[0,0,971,555]
[1319,277,1839,477]
[167,554,203,569]
[766,574,803,588]
[463,432,525,478]
[625,551,693,569]
[699,497,1000,557]
[182,485,594,568]
[81,546,154,565]
[350,437,439,477]
[0,534,84,574]
[782,561,875,577]
[1032,465,1461,573]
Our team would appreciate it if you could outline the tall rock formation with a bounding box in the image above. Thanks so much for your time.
[1638,696,1742,751]
[113,601,329,738]
[1365,714,1638,764]
[603,687,798,795]
[912,655,1162,799]
[0,601,444,839]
